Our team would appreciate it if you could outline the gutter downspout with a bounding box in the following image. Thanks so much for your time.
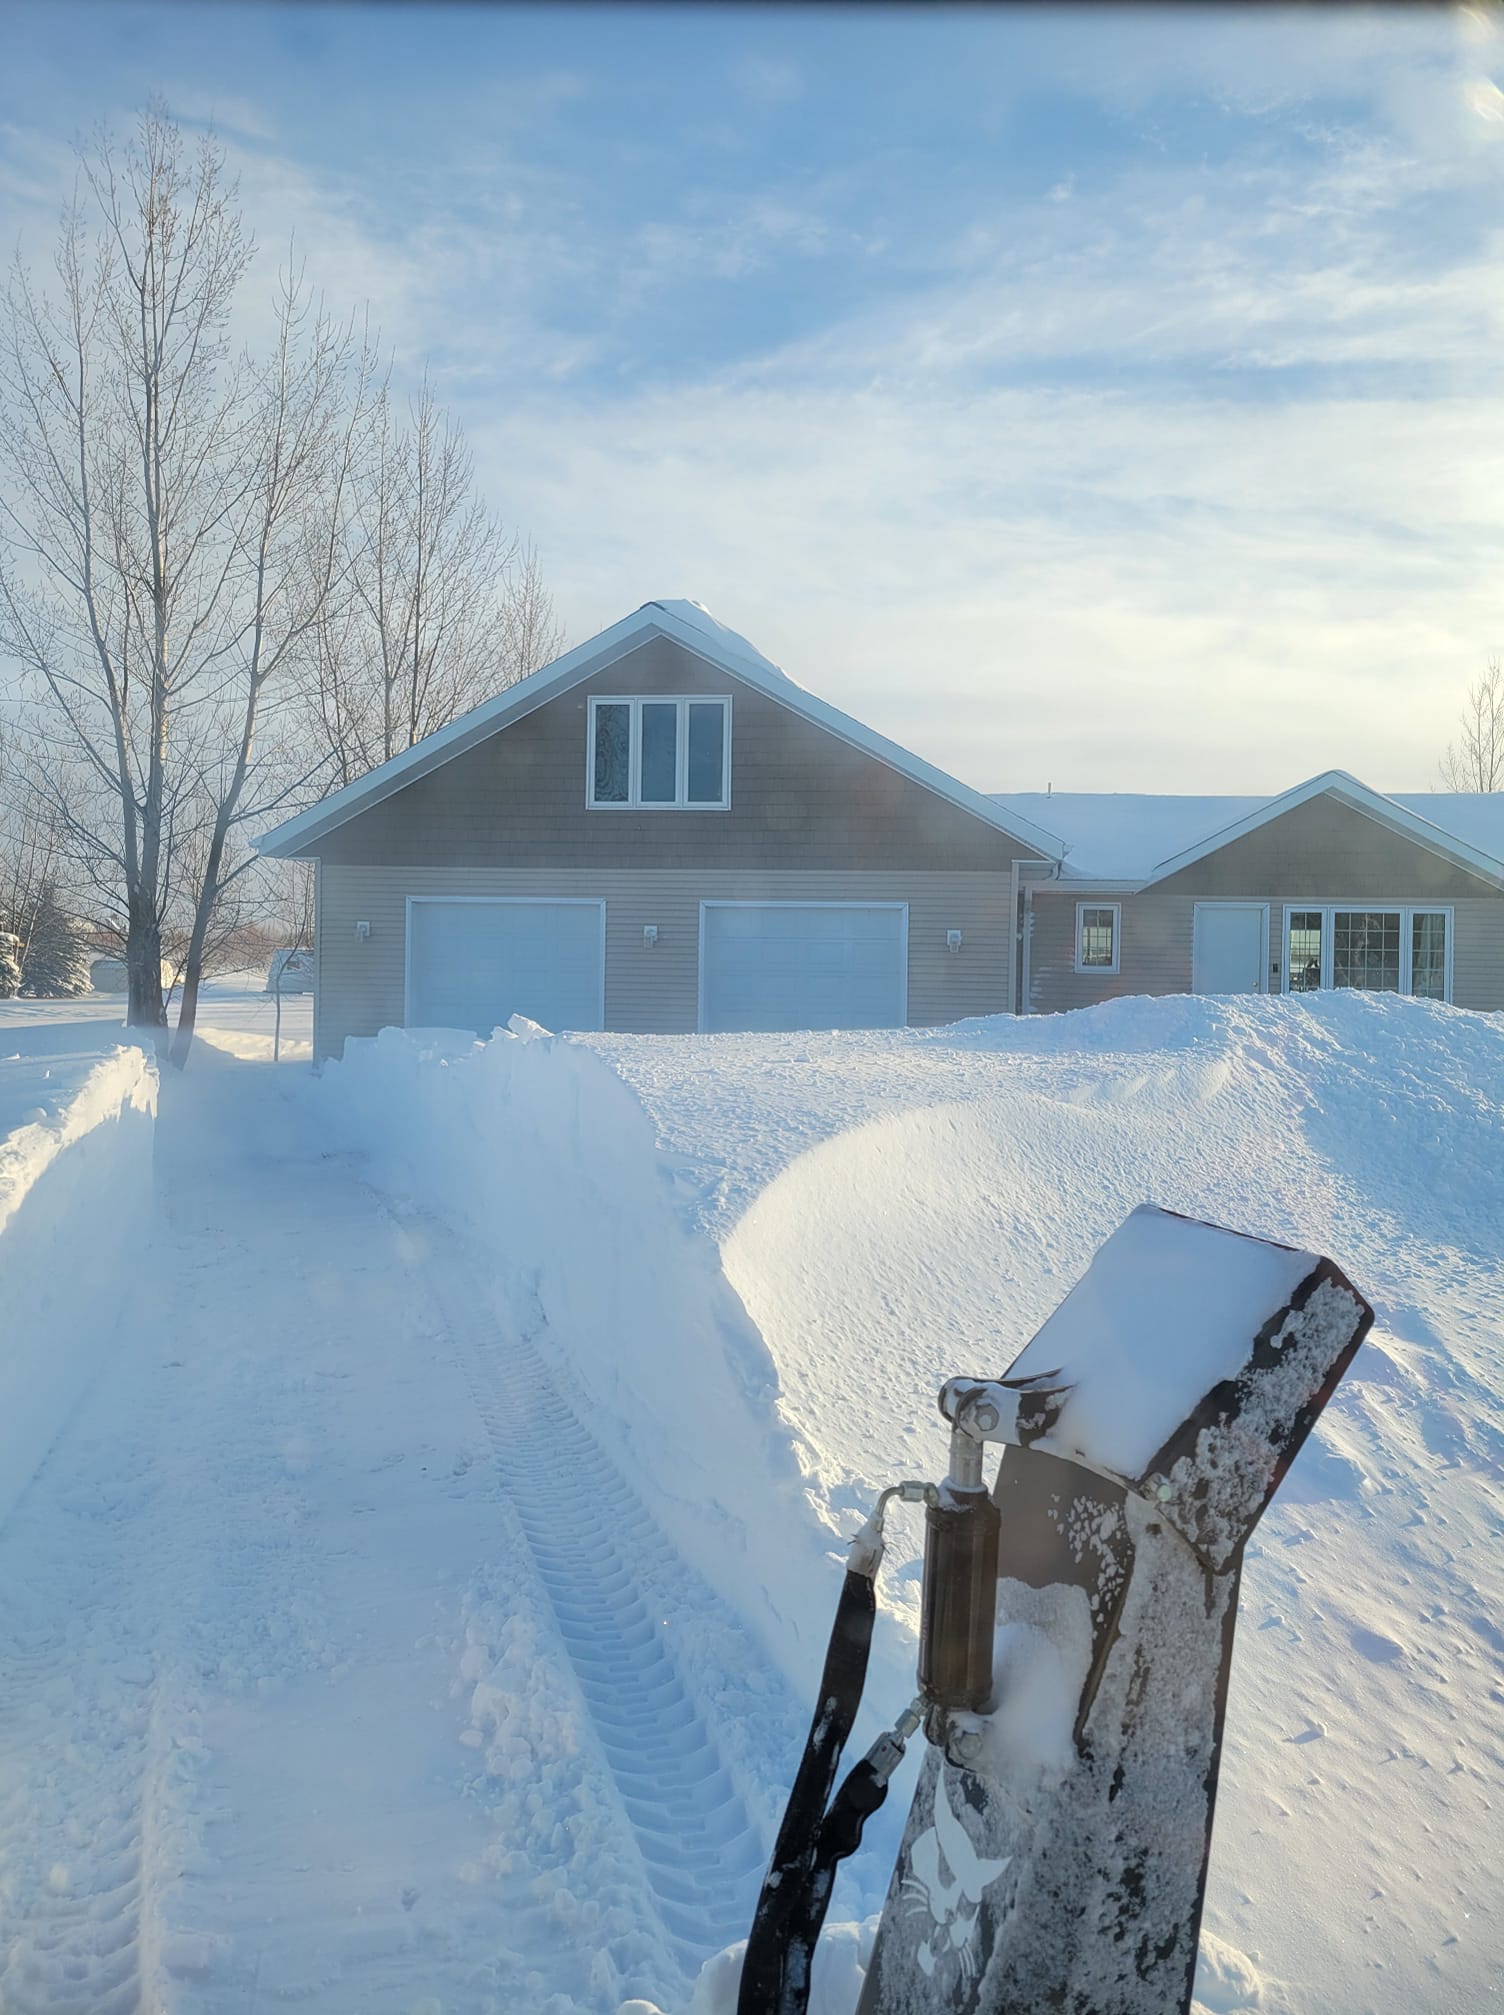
[311,857,323,1074]
[1013,859,1062,1016]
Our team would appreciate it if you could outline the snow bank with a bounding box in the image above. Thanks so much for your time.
[317,1023,852,1710]
[0,1044,157,1526]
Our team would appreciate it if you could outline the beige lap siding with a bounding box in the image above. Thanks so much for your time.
[315,866,1013,1057]
[1452,903,1504,1008]
[1026,891,1189,1015]
[1026,892,1504,1015]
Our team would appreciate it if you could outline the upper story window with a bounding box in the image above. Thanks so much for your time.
[588,696,731,810]
[1075,902,1120,974]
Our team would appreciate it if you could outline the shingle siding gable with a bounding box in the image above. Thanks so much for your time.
[1151,793,1501,900]
[312,636,1030,872]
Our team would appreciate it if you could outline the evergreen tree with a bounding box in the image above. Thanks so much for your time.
[18,890,92,997]
[0,933,20,999]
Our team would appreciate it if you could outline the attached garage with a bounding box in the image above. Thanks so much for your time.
[698,901,908,1033]
[406,898,605,1035]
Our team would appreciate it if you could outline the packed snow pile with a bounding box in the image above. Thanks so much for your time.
[0,1042,156,1525]
[0,1005,133,1140]
[318,1022,872,1730]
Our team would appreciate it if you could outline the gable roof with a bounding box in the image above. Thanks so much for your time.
[256,599,1068,862]
[994,772,1504,888]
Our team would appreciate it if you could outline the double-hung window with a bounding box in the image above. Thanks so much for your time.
[1282,906,1451,1002]
[588,696,731,809]
[1075,902,1121,974]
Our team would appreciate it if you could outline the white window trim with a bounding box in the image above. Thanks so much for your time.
[696,900,909,1034]
[586,695,732,810]
[403,895,608,1032]
[1074,900,1121,976]
[1279,902,1454,1003]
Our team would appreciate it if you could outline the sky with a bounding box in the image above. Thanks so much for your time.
[3,1,1504,793]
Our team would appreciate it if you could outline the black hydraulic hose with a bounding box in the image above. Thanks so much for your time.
[737,1567,877,2015]
[737,1749,900,2015]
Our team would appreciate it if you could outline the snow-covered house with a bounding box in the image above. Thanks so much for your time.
[996,777,1504,1016]
[256,604,1504,1059]
[255,601,1067,1061]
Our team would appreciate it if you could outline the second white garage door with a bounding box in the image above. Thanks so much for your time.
[407,899,605,1036]
[699,902,908,1033]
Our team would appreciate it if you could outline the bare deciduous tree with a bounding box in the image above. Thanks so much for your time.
[0,107,363,1061]
[500,541,566,697]
[309,375,562,787]
[1439,660,1504,793]
[0,110,253,1030]
[165,267,364,1068]
[1,105,559,1061]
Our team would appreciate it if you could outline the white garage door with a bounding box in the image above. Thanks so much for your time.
[700,903,907,1033]
[407,900,604,1036]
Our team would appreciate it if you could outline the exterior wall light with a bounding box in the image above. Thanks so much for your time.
[946,929,963,953]
[643,924,659,948]
[354,920,371,941]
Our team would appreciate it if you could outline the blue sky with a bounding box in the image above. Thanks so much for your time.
[5,2,1504,790]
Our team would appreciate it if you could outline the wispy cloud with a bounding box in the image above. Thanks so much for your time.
[3,3,1501,792]
[732,54,805,109]
[163,87,278,146]
[468,372,1502,792]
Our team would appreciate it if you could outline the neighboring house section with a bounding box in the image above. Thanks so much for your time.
[257,601,1065,1060]
[995,776,1504,1016]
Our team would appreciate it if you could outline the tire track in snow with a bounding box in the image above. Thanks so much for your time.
[0,1477,177,2015]
[407,1213,770,1970]
[0,1069,339,2015]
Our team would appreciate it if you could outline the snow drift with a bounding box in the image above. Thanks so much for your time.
[318,1022,859,1710]
[0,1043,157,1526]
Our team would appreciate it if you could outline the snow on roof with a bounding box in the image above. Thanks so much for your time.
[1397,791,1504,860]
[994,787,1504,883]
[994,794,1269,881]
[641,599,791,683]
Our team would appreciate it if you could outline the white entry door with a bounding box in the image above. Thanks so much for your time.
[406,899,605,1035]
[699,902,908,1033]
[1192,903,1268,995]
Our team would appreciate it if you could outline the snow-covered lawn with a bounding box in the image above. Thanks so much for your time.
[0,988,1498,2014]
[0,972,311,1136]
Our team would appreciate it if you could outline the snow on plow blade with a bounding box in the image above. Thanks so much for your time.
[858,1206,1373,2015]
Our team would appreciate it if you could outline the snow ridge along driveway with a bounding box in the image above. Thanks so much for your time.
[406,1206,770,1966]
